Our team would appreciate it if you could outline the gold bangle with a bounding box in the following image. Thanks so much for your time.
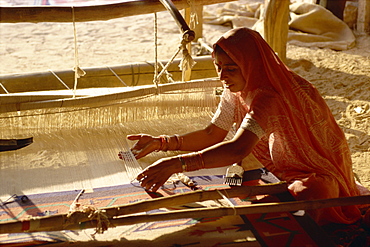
[197,152,205,169]
[179,156,187,172]
[159,135,169,151]
[173,134,183,150]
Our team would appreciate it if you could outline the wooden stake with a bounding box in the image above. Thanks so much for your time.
[263,0,290,63]
[357,0,370,34]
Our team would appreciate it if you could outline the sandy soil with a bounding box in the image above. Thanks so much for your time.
[0,2,369,190]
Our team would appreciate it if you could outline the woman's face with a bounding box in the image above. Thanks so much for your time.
[214,48,246,92]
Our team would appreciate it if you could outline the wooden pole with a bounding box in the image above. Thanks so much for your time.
[185,5,203,41]
[0,0,230,23]
[0,183,287,234]
[0,56,217,94]
[0,78,222,114]
[357,0,370,34]
[2,194,369,234]
[159,0,193,37]
[263,0,290,63]
[109,195,370,228]
[183,7,193,82]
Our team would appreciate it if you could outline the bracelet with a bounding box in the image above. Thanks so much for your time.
[197,151,205,169]
[158,135,170,152]
[157,134,183,152]
[179,152,205,172]
[173,134,183,150]
[179,156,187,172]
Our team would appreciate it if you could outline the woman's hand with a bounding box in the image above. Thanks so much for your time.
[136,157,181,192]
[125,134,161,159]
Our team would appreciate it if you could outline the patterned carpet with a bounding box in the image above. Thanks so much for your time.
[0,170,345,246]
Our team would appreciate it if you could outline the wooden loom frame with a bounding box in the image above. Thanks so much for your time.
[1,0,369,240]
[0,78,222,113]
[0,0,291,94]
[0,181,369,234]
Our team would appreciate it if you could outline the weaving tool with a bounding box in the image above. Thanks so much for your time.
[224,163,244,186]
[0,194,29,206]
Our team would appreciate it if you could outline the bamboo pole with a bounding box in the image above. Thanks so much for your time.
[0,56,216,94]
[159,0,193,38]
[0,0,230,23]
[109,195,370,227]
[2,193,369,234]
[0,78,222,114]
[0,183,287,234]
[183,7,193,82]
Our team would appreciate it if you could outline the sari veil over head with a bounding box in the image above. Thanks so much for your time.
[213,27,361,225]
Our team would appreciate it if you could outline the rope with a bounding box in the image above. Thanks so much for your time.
[66,205,112,235]
[159,61,174,83]
[155,45,182,82]
[179,36,196,81]
[130,63,140,86]
[216,190,237,215]
[187,0,198,30]
[155,31,195,84]
[153,13,159,93]
[152,8,196,85]
[71,6,85,98]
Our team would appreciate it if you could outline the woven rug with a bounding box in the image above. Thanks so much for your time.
[0,170,337,246]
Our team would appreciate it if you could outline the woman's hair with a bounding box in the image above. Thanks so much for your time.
[213,44,225,56]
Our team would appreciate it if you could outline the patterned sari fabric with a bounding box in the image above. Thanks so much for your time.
[213,27,361,225]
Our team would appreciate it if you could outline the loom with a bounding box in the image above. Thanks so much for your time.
[0,0,225,198]
[1,2,369,244]
[0,79,226,198]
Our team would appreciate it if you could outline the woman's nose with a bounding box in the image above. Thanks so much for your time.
[219,70,227,80]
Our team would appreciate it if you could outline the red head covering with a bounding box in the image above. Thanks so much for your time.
[213,28,361,225]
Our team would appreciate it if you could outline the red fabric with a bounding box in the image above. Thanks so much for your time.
[213,27,361,225]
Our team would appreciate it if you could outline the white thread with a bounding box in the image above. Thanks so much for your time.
[0,82,9,94]
[48,69,71,90]
[107,67,128,87]
[72,6,77,97]
[156,46,181,82]
[153,12,159,93]
[217,190,237,215]
[159,61,174,83]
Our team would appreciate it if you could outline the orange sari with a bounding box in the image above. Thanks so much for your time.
[214,28,361,225]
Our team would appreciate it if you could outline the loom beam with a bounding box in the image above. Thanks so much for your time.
[0,137,33,152]
[1,183,370,234]
[0,182,288,234]
[0,0,231,23]
[159,0,195,42]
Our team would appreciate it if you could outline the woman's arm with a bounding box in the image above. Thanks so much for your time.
[137,127,259,191]
[179,123,229,151]
[201,127,259,168]
[126,123,229,159]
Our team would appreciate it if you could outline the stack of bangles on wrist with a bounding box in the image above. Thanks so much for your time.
[157,134,183,151]
[178,152,205,172]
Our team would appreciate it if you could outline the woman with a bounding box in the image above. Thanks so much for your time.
[121,27,361,226]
